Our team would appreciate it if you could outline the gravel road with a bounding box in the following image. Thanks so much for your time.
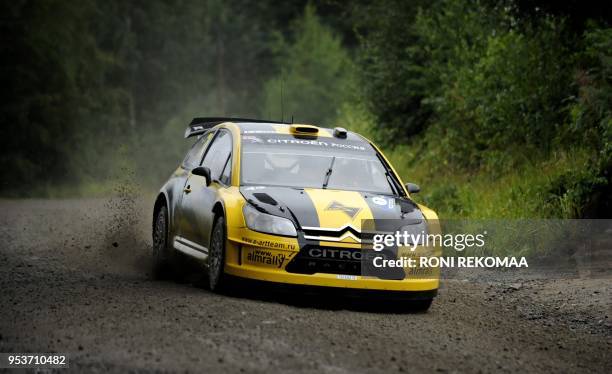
[0,198,610,373]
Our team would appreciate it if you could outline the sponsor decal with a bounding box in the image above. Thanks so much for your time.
[308,247,362,260]
[337,274,357,280]
[307,247,392,263]
[246,249,287,269]
[406,267,434,276]
[371,196,395,209]
[242,135,264,143]
[325,201,362,219]
[243,130,278,134]
[265,138,366,151]
[243,186,267,191]
[241,236,296,251]
[371,196,387,206]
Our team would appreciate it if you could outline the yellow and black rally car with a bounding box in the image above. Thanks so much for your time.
[152,117,440,308]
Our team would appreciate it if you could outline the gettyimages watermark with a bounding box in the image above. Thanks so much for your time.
[371,229,527,268]
[355,219,612,279]
[363,218,525,274]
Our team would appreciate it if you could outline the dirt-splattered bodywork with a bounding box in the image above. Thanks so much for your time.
[154,121,440,295]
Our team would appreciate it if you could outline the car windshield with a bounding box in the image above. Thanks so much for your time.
[240,133,396,195]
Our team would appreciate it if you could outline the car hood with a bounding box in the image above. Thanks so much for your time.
[240,186,424,231]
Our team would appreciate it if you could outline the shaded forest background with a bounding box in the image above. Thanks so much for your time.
[1,0,610,219]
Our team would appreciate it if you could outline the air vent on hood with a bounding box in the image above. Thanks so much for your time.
[253,192,278,206]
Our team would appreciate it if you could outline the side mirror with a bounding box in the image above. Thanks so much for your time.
[405,183,420,194]
[192,166,211,186]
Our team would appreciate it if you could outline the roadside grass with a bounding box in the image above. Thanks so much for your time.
[385,145,594,220]
[382,145,598,257]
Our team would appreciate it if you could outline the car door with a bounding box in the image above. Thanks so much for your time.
[177,129,233,250]
[172,133,212,232]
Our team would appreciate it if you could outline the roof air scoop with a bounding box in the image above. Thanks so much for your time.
[289,124,319,135]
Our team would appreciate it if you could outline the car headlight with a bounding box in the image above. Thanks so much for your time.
[243,204,297,237]
[399,221,428,246]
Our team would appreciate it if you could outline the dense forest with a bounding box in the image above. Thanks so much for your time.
[1,0,610,219]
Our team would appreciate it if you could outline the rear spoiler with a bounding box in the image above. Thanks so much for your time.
[184,117,288,138]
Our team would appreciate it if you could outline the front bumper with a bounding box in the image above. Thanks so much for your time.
[225,228,440,292]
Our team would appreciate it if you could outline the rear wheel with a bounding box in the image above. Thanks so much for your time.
[208,216,228,292]
[152,205,171,278]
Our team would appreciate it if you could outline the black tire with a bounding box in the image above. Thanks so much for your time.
[152,205,171,278]
[208,216,228,292]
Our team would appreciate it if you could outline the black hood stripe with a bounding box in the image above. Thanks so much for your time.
[361,193,424,231]
[240,186,320,228]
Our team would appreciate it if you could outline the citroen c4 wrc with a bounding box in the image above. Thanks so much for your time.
[152,117,440,309]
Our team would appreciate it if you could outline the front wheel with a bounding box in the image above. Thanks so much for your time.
[208,216,229,292]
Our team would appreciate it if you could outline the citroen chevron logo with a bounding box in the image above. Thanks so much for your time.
[325,201,362,219]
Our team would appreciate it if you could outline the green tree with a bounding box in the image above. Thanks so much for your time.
[0,0,129,192]
[263,4,353,125]
[351,0,432,144]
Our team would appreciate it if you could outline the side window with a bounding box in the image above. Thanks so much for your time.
[201,130,232,183]
[182,132,212,169]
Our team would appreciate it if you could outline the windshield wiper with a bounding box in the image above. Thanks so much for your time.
[376,153,403,196]
[322,156,336,189]
[385,172,399,196]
